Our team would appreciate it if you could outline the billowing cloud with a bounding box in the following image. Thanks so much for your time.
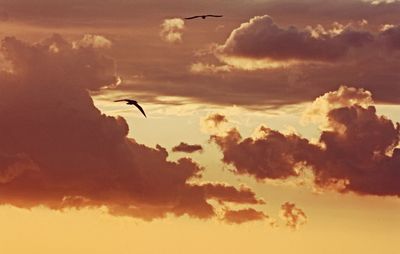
[210,126,318,180]
[172,142,203,153]
[119,9,400,108]
[210,87,400,196]
[302,85,374,128]
[160,18,185,43]
[223,208,268,224]
[217,15,373,65]
[0,35,263,220]
[315,105,400,195]
[280,202,307,230]
[72,34,112,49]
[214,14,400,72]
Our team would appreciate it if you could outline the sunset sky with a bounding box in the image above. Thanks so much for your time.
[0,0,399,253]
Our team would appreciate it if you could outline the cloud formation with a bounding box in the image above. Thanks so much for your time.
[201,183,265,205]
[160,18,185,43]
[72,34,112,49]
[201,113,229,134]
[210,87,400,196]
[172,142,203,153]
[280,202,307,230]
[122,10,400,108]
[302,85,374,128]
[214,14,400,73]
[211,127,317,180]
[0,35,262,220]
[223,208,268,224]
[217,15,373,63]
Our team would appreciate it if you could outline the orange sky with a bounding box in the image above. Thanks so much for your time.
[0,0,399,253]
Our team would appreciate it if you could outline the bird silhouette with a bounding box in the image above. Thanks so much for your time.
[185,15,223,20]
[114,99,147,117]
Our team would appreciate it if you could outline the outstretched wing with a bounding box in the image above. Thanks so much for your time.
[114,99,129,102]
[185,16,201,20]
[132,102,147,118]
[206,15,223,18]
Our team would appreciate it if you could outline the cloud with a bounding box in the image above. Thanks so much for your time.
[379,25,400,49]
[172,142,203,153]
[223,208,268,224]
[302,85,374,128]
[369,0,399,4]
[213,15,400,72]
[210,127,318,180]
[204,113,228,127]
[217,15,373,65]
[315,104,400,195]
[190,62,231,74]
[120,9,400,108]
[201,113,229,134]
[4,0,400,28]
[210,87,400,196]
[160,18,185,43]
[72,34,112,49]
[201,183,265,205]
[0,35,263,220]
[7,2,398,113]
[280,202,307,230]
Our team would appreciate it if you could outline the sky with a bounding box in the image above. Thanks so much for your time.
[0,0,399,253]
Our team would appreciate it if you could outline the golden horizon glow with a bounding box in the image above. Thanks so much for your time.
[1,0,400,253]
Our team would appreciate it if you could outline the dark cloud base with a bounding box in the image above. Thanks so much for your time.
[209,87,400,196]
[0,35,264,220]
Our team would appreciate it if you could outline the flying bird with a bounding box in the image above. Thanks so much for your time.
[114,99,147,118]
[185,15,223,20]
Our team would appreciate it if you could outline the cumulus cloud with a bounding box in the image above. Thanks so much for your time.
[210,126,318,180]
[210,87,400,196]
[217,15,373,64]
[72,34,112,49]
[206,14,400,75]
[302,85,374,128]
[280,202,307,230]
[0,35,263,220]
[223,208,268,224]
[160,18,185,43]
[114,5,400,109]
[172,142,203,153]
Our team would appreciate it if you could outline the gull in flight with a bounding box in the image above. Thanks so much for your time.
[185,15,223,20]
[114,99,147,118]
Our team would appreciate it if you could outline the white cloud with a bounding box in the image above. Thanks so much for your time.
[160,18,185,43]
